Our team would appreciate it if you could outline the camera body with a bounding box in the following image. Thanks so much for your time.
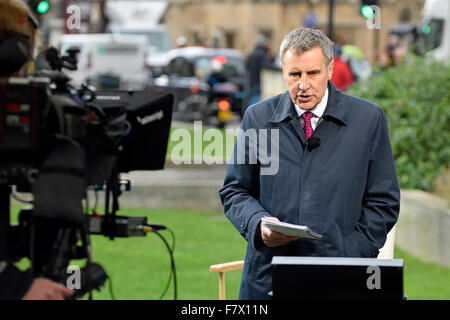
[0,77,51,189]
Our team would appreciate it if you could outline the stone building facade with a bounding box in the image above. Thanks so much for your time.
[163,0,425,62]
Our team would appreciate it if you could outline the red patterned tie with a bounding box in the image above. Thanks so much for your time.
[301,112,313,139]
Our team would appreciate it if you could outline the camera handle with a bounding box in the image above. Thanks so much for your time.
[40,227,107,300]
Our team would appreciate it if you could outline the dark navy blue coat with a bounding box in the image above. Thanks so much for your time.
[218,81,400,299]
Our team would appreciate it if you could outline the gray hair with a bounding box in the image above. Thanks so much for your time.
[279,28,334,65]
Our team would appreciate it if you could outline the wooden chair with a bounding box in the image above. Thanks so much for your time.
[209,260,244,300]
[209,225,397,300]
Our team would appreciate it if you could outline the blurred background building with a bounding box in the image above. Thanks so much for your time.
[162,0,425,63]
[33,0,427,63]
[28,0,444,118]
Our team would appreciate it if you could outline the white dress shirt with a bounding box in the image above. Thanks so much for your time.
[294,88,329,130]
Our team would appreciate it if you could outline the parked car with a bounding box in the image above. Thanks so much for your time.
[153,47,245,127]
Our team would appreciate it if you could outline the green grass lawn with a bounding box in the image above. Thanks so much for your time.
[167,125,237,162]
[86,208,246,300]
[12,206,450,300]
[394,247,450,300]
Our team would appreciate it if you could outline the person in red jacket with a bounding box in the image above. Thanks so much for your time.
[331,45,354,92]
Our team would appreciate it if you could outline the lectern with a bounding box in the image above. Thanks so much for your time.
[271,256,404,300]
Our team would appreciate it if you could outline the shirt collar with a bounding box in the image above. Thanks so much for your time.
[269,81,348,126]
[294,87,328,118]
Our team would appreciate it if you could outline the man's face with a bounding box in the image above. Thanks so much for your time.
[282,47,334,110]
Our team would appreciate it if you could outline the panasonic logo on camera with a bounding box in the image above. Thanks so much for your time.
[137,110,164,125]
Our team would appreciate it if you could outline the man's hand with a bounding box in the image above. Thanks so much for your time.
[21,278,73,300]
[260,217,298,247]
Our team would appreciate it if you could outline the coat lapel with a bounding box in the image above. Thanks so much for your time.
[267,81,349,149]
[268,91,307,147]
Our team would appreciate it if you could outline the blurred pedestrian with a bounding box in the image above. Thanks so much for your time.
[376,51,395,70]
[245,34,271,106]
[175,36,188,48]
[331,45,354,91]
[194,35,207,47]
[207,58,227,87]
[392,44,407,64]
[385,34,404,67]
[341,44,372,82]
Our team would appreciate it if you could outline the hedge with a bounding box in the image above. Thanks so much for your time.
[347,55,450,191]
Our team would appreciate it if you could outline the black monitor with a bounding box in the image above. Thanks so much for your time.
[93,90,174,173]
[271,256,404,300]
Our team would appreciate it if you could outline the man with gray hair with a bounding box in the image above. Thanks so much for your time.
[219,28,399,299]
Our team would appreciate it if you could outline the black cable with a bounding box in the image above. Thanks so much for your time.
[108,277,116,300]
[10,192,33,204]
[166,227,176,252]
[153,229,177,300]
[155,226,175,300]
[155,230,176,300]
[10,186,34,204]
[159,260,173,300]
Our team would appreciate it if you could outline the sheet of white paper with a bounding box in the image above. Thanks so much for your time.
[261,217,322,239]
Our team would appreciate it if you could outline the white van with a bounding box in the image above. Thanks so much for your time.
[59,33,149,90]
[105,0,173,77]
[110,24,174,77]
[421,0,450,61]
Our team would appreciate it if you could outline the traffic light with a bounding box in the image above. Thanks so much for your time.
[28,0,50,15]
[36,0,50,14]
[360,0,378,19]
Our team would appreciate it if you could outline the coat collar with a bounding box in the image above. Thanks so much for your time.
[268,81,348,126]
[322,81,348,126]
[268,90,296,123]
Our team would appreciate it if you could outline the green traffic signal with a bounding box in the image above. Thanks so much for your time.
[361,4,375,18]
[36,0,50,14]
[422,24,431,34]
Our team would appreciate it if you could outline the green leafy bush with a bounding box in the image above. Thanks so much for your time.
[348,56,450,191]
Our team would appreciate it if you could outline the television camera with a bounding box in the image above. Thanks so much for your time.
[0,46,174,299]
